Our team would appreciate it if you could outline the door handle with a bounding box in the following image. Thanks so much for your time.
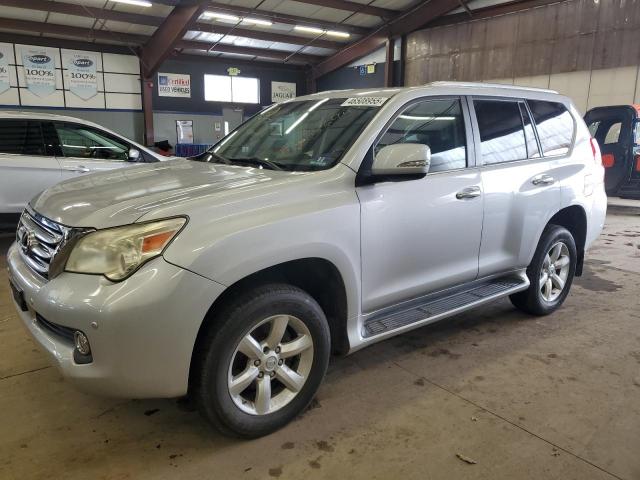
[68,166,90,173]
[456,186,481,199]
[532,174,555,186]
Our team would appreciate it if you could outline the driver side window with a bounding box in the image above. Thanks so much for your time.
[376,98,467,173]
[54,122,129,161]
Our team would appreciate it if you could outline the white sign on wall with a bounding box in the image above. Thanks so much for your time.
[158,72,191,98]
[0,44,11,94]
[21,46,57,97]
[271,81,296,103]
[67,52,98,100]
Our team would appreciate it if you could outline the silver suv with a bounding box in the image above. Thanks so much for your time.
[7,82,607,437]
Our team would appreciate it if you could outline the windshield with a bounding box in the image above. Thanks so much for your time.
[191,98,380,171]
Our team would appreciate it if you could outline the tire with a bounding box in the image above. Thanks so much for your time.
[510,225,577,316]
[194,283,330,438]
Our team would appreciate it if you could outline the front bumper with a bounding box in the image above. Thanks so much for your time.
[7,242,225,398]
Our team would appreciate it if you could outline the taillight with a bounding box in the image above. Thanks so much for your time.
[602,153,615,168]
[636,155,640,172]
[590,137,601,164]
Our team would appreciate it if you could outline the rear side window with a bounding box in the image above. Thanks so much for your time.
[603,122,621,144]
[0,120,45,156]
[54,122,129,160]
[527,100,574,156]
[474,100,526,165]
[376,98,467,172]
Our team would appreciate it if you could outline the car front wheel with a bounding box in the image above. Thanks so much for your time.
[194,284,330,438]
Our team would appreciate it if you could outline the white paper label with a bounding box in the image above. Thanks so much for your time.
[341,96,388,107]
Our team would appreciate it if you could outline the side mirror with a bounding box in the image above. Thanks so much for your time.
[128,148,141,162]
[372,143,431,176]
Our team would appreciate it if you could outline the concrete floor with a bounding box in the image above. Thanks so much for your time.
[1,210,639,480]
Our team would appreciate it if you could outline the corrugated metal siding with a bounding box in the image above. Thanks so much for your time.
[405,0,640,85]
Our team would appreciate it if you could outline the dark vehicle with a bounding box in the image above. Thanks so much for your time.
[584,105,640,198]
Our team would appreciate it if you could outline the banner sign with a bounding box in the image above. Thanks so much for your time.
[0,44,11,95]
[22,47,56,97]
[158,72,191,98]
[67,52,98,100]
[271,81,296,103]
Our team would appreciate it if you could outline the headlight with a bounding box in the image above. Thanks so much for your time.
[65,217,186,281]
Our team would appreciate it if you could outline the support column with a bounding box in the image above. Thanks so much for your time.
[142,76,154,147]
[384,37,394,87]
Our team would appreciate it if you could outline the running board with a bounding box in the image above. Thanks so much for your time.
[363,275,529,338]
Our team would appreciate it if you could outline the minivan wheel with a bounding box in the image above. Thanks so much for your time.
[510,225,577,316]
[194,284,330,438]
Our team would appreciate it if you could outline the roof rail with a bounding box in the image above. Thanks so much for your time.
[427,81,558,94]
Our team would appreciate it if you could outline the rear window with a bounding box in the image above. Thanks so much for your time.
[0,120,45,156]
[527,100,574,156]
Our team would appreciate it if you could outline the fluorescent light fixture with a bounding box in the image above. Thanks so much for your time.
[111,0,152,6]
[243,18,272,26]
[325,30,350,38]
[285,112,309,135]
[202,11,240,22]
[294,25,324,34]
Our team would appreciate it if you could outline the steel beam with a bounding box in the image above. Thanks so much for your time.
[140,2,207,78]
[290,0,396,18]
[312,0,461,78]
[0,0,163,26]
[0,17,147,44]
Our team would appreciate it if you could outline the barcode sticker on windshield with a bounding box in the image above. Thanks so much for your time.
[341,97,388,107]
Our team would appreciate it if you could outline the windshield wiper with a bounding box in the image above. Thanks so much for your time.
[226,157,284,171]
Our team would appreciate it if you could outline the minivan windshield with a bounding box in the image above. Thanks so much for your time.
[191,98,380,171]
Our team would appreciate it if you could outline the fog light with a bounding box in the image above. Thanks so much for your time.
[74,331,91,355]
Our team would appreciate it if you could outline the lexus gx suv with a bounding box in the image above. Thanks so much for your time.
[7,82,606,438]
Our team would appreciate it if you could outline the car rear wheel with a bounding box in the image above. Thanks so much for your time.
[194,284,330,438]
[510,225,577,316]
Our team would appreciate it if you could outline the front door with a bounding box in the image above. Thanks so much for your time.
[51,121,133,179]
[358,97,483,313]
[0,119,61,216]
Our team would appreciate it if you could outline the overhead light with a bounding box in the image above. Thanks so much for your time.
[325,30,350,38]
[111,0,152,6]
[243,18,272,26]
[294,25,324,35]
[202,11,240,22]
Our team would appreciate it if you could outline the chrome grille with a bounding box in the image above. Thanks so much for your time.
[16,208,68,279]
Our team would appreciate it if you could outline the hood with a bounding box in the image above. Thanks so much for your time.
[31,159,287,228]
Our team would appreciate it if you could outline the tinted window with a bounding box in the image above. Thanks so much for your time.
[474,100,526,164]
[0,120,45,155]
[377,98,467,172]
[54,123,129,160]
[603,122,621,144]
[519,103,540,158]
[528,100,574,156]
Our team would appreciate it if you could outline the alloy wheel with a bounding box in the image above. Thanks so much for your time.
[227,314,314,415]
[539,241,571,302]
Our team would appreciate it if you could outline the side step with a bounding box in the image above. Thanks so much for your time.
[363,275,529,338]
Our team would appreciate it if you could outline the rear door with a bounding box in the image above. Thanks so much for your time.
[0,119,61,214]
[472,97,562,277]
[584,106,635,195]
[52,121,133,179]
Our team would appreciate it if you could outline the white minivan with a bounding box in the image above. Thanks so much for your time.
[0,111,165,229]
